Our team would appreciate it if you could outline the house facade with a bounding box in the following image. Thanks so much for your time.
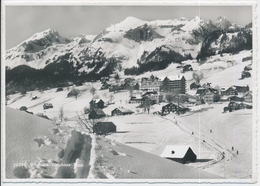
[88,108,106,119]
[203,90,215,103]
[129,96,142,104]
[100,82,110,90]
[89,99,104,109]
[111,108,134,116]
[243,91,252,103]
[94,122,116,135]
[141,96,156,108]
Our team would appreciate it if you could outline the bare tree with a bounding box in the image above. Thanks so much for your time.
[109,94,114,104]
[165,94,174,103]
[192,72,204,84]
[77,113,98,134]
[129,86,134,98]
[68,87,80,99]
[90,86,97,96]
[6,95,10,105]
[59,106,64,122]
[83,106,90,114]
[76,112,107,135]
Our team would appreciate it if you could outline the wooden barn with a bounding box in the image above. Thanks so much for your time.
[43,103,53,110]
[100,81,110,90]
[94,122,117,135]
[89,99,105,109]
[88,108,106,119]
[111,108,134,116]
[160,145,197,164]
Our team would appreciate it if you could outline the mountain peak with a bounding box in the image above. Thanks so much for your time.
[215,16,232,30]
[123,16,142,22]
[217,16,226,21]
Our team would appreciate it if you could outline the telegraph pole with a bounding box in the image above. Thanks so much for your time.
[177,88,180,115]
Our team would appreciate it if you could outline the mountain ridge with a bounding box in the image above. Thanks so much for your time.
[5,16,252,93]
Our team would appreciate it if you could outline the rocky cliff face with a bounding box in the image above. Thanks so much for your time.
[124,23,164,42]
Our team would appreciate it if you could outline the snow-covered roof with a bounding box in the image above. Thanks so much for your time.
[116,108,134,113]
[160,145,195,159]
[91,99,103,103]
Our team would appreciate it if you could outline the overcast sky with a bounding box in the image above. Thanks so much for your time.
[5,6,252,49]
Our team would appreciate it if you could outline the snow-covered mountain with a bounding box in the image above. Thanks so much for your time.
[5,16,252,92]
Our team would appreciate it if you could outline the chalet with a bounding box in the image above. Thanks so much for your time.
[196,88,219,103]
[243,91,252,103]
[100,77,109,83]
[241,71,251,79]
[140,76,161,91]
[141,96,156,108]
[203,90,215,103]
[129,96,142,104]
[88,108,106,119]
[160,145,197,164]
[94,122,117,135]
[244,65,252,71]
[43,103,53,110]
[161,102,189,115]
[89,99,105,109]
[242,56,252,62]
[142,91,163,103]
[111,108,134,116]
[100,81,110,90]
[237,102,252,109]
[221,87,237,96]
[133,82,140,90]
[172,94,189,104]
[109,85,120,92]
[123,81,132,90]
[67,89,79,98]
[161,75,186,94]
[234,85,250,95]
[229,95,244,102]
[190,82,201,90]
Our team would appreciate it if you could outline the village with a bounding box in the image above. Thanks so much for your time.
[6,49,253,178]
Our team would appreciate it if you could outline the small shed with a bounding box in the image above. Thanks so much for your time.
[19,106,28,111]
[160,145,197,164]
[111,108,134,116]
[100,81,110,90]
[88,108,106,119]
[94,122,117,135]
[43,103,53,110]
[56,87,63,92]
